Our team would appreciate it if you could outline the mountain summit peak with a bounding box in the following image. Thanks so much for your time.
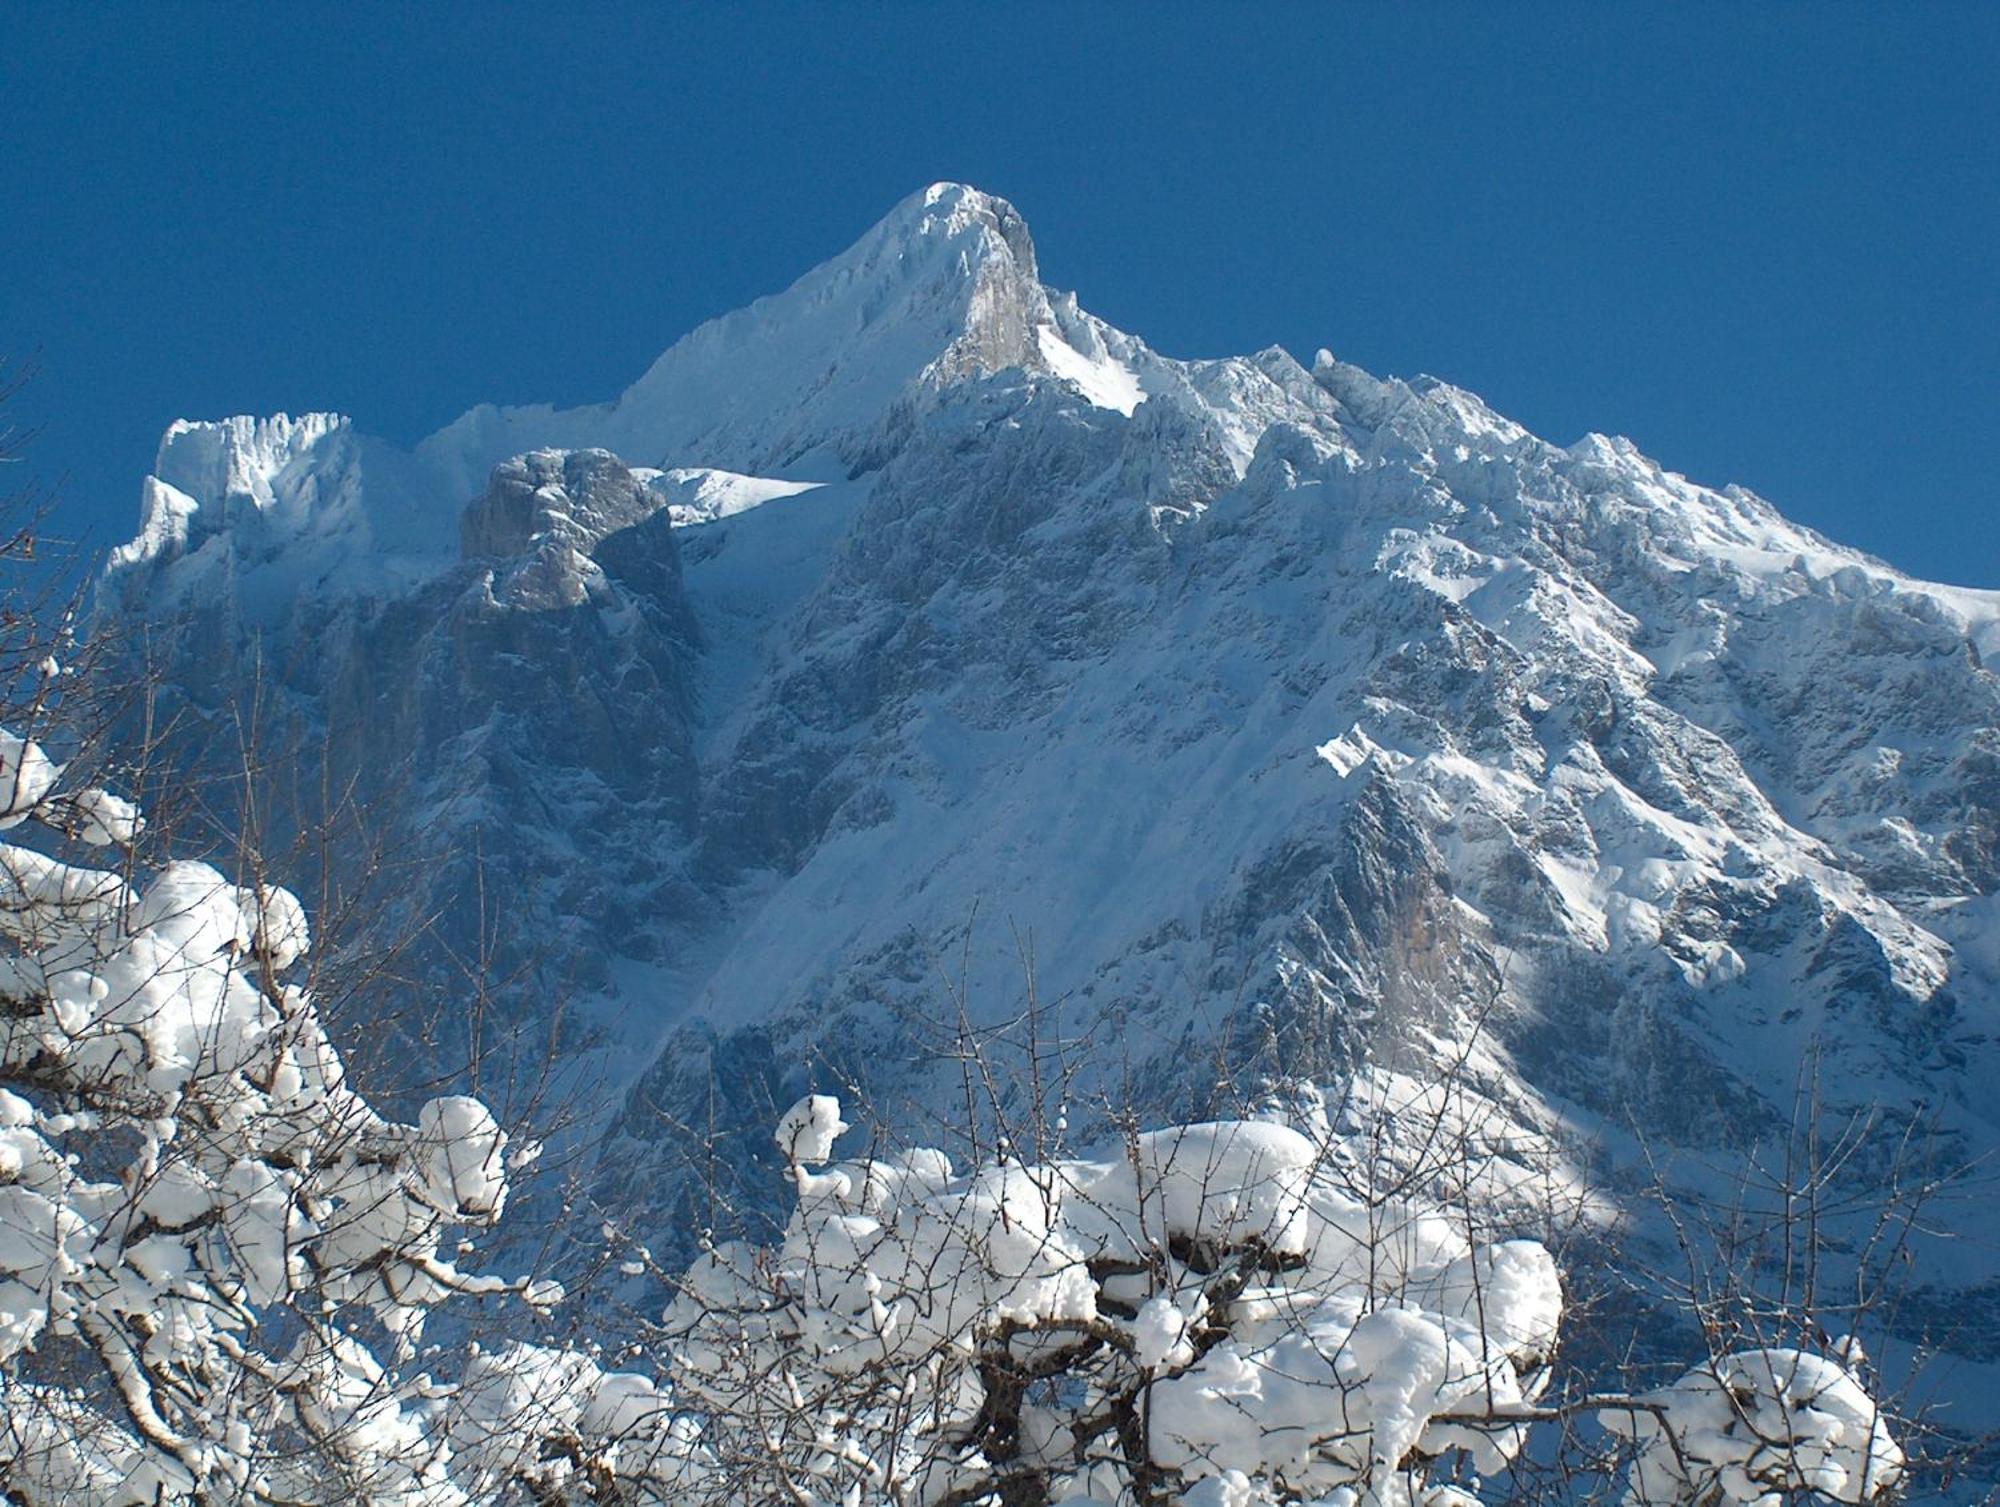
[877,181,1040,281]
[412,182,1091,491]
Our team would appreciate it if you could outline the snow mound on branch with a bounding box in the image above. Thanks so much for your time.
[68,786,142,847]
[0,733,60,830]
[1091,1120,1322,1255]
[775,1091,849,1166]
[1605,1349,1903,1507]
[419,1095,510,1217]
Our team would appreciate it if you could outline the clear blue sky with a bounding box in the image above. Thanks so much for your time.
[4,4,1996,585]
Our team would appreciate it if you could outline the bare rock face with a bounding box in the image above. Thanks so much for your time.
[921,188,1048,384]
[101,186,2000,1414]
[461,448,659,559]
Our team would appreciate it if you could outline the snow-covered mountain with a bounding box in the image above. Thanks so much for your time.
[100,184,2000,1411]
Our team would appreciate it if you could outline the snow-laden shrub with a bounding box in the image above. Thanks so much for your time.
[1606,1348,1904,1507]
[0,729,653,1505]
[640,1095,1904,1507]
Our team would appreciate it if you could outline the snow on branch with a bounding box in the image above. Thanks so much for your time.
[0,730,613,1505]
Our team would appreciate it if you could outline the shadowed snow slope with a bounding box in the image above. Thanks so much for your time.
[101,185,2000,1414]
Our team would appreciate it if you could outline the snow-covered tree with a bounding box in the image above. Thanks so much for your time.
[625,1092,1904,1507]
[0,710,576,1501]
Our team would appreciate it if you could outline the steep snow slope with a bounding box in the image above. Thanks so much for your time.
[101,185,2000,1412]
